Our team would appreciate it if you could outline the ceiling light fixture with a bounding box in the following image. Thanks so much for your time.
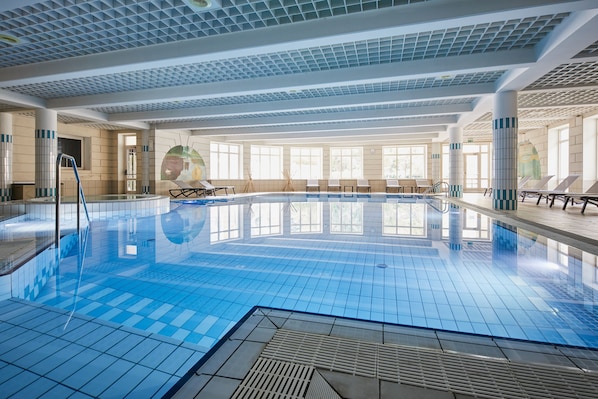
[184,0,221,11]
[0,32,20,46]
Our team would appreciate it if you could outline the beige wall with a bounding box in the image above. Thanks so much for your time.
[11,113,118,198]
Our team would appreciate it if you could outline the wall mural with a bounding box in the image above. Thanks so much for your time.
[518,140,541,179]
[161,145,206,181]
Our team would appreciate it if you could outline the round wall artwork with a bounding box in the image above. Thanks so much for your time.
[161,145,206,181]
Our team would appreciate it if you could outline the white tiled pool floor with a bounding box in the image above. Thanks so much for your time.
[0,298,206,398]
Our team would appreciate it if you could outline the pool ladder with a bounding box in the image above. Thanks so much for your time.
[55,153,91,250]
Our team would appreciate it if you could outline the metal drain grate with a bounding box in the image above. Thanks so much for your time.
[231,357,314,399]
[261,329,598,399]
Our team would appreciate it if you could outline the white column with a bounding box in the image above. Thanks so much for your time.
[0,113,13,202]
[448,127,463,198]
[35,109,58,198]
[492,91,518,210]
[141,129,150,194]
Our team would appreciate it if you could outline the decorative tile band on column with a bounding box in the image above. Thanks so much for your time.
[0,188,11,202]
[1,133,13,143]
[493,189,518,210]
[142,185,150,194]
[493,117,518,130]
[448,242,462,251]
[449,184,462,198]
[142,145,149,152]
[35,187,57,197]
[431,153,440,159]
[449,142,462,150]
[35,129,56,139]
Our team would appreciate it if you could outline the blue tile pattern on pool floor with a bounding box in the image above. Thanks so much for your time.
[28,194,598,350]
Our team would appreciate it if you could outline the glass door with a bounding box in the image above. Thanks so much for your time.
[125,143,137,193]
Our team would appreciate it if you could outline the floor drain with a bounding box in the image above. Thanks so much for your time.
[376,263,388,269]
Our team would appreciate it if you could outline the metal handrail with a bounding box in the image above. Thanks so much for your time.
[55,153,90,249]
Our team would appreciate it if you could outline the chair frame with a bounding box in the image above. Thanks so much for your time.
[385,179,403,193]
[327,179,341,191]
[356,179,371,193]
[306,179,320,192]
[168,181,206,198]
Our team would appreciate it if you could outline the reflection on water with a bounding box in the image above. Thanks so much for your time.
[33,194,598,349]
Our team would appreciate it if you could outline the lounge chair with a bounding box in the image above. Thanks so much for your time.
[327,179,341,191]
[558,181,598,213]
[306,179,320,192]
[168,181,206,198]
[199,180,236,196]
[530,174,579,205]
[484,176,531,197]
[415,179,432,193]
[356,179,371,192]
[386,179,402,193]
[519,175,554,202]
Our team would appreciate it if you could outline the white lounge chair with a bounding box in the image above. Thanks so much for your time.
[531,174,580,205]
[327,179,341,191]
[558,181,598,212]
[386,179,402,193]
[199,180,235,196]
[356,179,371,192]
[519,175,554,202]
[415,179,432,193]
[306,179,320,192]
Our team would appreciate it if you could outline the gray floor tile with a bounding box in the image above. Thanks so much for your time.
[501,348,577,368]
[216,341,266,379]
[195,339,242,375]
[384,332,441,349]
[319,370,379,399]
[282,318,333,335]
[195,376,241,399]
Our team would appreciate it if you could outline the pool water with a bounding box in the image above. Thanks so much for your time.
[33,193,598,349]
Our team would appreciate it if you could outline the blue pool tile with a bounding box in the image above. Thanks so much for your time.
[98,364,155,398]
[80,359,136,397]
[1,370,41,398]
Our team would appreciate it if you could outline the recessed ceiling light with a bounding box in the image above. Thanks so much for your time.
[184,0,221,11]
[0,32,21,46]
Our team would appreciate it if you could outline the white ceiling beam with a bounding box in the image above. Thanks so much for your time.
[0,0,582,87]
[0,88,46,109]
[110,84,489,123]
[240,132,441,145]
[216,128,441,142]
[154,104,469,130]
[181,115,456,135]
[58,109,149,130]
[48,50,531,110]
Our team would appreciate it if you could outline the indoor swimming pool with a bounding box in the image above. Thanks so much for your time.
[28,193,598,350]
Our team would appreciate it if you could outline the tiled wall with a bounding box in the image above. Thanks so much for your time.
[12,114,118,198]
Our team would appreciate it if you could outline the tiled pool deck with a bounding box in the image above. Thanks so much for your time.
[1,192,598,398]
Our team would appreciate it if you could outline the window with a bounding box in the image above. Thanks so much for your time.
[291,202,322,234]
[251,145,282,179]
[383,203,425,237]
[251,203,282,237]
[210,204,241,243]
[382,145,426,178]
[330,203,363,234]
[330,147,363,179]
[58,137,83,167]
[290,147,323,179]
[210,142,241,179]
